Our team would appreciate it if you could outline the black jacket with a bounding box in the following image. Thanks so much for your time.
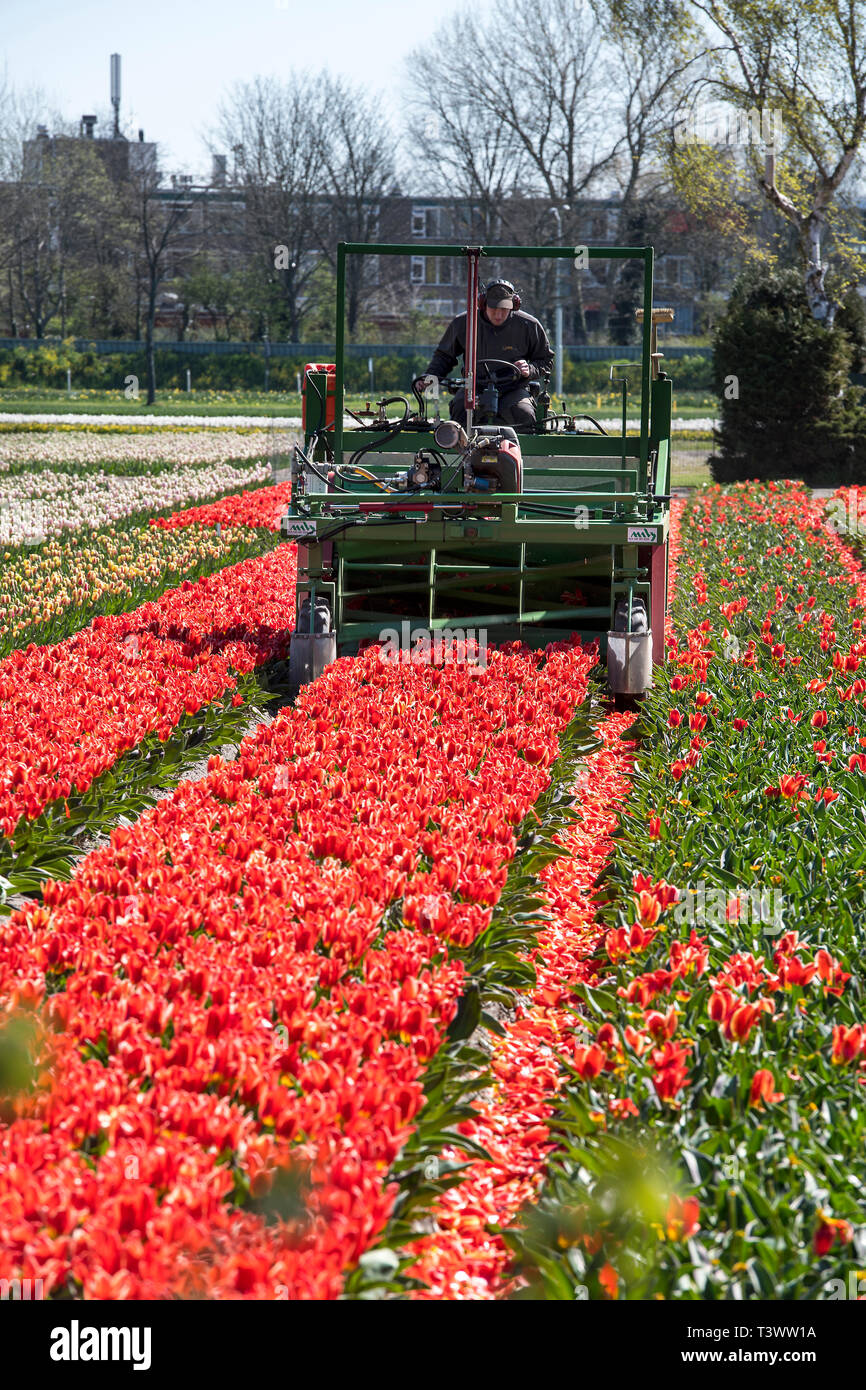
[426,308,554,382]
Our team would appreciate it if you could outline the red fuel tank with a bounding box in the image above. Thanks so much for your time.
[302,362,336,432]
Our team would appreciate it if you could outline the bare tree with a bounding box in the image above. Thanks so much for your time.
[592,1,704,315]
[0,73,64,336]
[213,75,326,342]
[128,153,193,402]
[315,75,400,338]
[404,12,530,238]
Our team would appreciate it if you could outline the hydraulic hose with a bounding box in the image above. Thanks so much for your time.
[294,441,348,492]
[305,373,327,435]
[317,514,414,545]
[347,396,409,470]
[573,414,609,436]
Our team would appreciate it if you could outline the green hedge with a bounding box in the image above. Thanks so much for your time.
[558,354,713,393]
[0,344,716,396]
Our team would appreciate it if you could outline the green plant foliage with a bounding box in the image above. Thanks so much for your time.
[501,483,866,1300]
[711,265,866,485]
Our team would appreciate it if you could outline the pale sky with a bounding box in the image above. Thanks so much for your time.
[0,0,462,177]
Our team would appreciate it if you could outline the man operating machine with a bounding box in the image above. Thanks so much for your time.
[416,278,554,430]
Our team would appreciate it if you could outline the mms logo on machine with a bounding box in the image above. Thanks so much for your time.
[627,526,659,544]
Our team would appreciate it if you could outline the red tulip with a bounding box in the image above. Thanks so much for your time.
[665,1195,700,1241]
[832,1024,865,1064]
[749,1069,783,1107]
[813,1212,853,1257]
[573,1044,606,1080]
[645,1006,678,1041]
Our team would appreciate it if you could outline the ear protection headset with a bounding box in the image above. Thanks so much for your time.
[478,278,521,311]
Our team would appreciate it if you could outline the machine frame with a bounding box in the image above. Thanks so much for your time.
[282,242,672,688]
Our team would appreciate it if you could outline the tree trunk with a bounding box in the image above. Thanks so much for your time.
[145,282,157,405]
[288,296,300,343]
[7,269,16,337]
[804,213,835,327]
[572,274,587,344]
[347,281,359,339]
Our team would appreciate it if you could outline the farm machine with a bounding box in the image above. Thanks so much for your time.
[281,243,672,697]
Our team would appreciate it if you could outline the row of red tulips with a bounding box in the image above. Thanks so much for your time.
[0,547,297,840]
[406,709,638,1298]
[0,639,595,1297]
[150,482,292,532]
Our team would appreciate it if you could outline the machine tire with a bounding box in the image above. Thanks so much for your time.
[613,595,648,634]
[298,595,332,635]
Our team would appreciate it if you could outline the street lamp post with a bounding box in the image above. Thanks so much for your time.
[549,205,569,399]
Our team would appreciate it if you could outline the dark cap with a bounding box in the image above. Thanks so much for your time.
[486,283,514,309]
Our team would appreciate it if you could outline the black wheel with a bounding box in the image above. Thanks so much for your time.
[613,596,648,634]
[298,595,332,635]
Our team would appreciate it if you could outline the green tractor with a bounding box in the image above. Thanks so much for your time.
[281,242,672,696]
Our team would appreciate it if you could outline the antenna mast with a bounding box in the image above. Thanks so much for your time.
[110,54,121,137]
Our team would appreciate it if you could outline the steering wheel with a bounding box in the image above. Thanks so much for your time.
[418,360,528,398]
[475,358,526,390]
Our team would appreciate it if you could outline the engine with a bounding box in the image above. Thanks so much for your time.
[429,420,524,495]
[463,428,523,495]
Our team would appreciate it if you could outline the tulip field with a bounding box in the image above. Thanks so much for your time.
[2,435,866,1303]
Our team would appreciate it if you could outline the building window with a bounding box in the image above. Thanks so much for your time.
[426,257,452,286]
[411,256,425,284]
[412,205,443,239]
